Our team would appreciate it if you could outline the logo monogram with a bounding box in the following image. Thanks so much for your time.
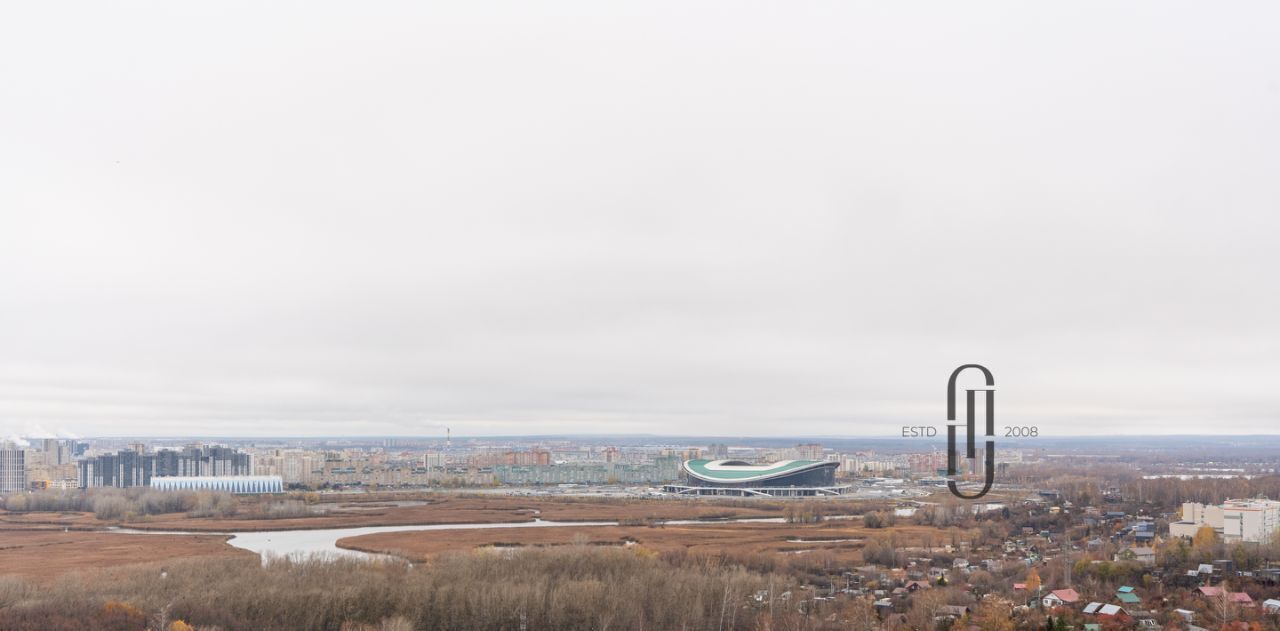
[946,364,995,499]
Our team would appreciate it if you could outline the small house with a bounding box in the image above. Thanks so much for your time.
[1043,589,1080,609]
[1083,602,1128,617]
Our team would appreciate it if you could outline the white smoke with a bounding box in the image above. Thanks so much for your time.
[0,422,79,448]
[20,423,57,438]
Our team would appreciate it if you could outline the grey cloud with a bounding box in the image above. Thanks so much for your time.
[1,1,1278,437]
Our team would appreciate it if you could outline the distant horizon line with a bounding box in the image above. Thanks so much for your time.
[19,432,1280,441]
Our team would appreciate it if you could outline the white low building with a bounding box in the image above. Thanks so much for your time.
[151,475,284,494]
[1170,499,1280,543]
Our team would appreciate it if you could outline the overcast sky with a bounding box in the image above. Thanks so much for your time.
[2,2,1278,438]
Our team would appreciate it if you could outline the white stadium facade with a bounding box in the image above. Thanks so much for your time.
[150,475,284,494]
[663,459,848,497]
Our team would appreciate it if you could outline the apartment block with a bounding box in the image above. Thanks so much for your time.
[0,445,25,493]
[1170,499,1280,543]
[79,445,253,488]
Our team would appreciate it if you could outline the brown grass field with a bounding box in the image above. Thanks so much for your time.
[335,520,958,563]
[2,494,803,532]
[121,495,794,531]
[0,530,256,583]
[0,494,925,584]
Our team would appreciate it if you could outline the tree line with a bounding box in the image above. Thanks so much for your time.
[0,546,846,631]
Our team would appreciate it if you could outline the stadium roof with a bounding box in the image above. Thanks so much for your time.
[683,459,834,484]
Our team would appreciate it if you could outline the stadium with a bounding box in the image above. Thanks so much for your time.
[662,459,848,497]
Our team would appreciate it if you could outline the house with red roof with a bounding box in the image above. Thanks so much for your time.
[1198,586,1253,605]
[1043,589,1080,609]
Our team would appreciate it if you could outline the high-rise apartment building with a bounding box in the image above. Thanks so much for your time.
[0,444,25,492]
[908,451,948,475]
[254,449,318,485]
[502,449,551,466]
[79,445,253,488]
[39,439,72,465]
[795,443,824,460]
